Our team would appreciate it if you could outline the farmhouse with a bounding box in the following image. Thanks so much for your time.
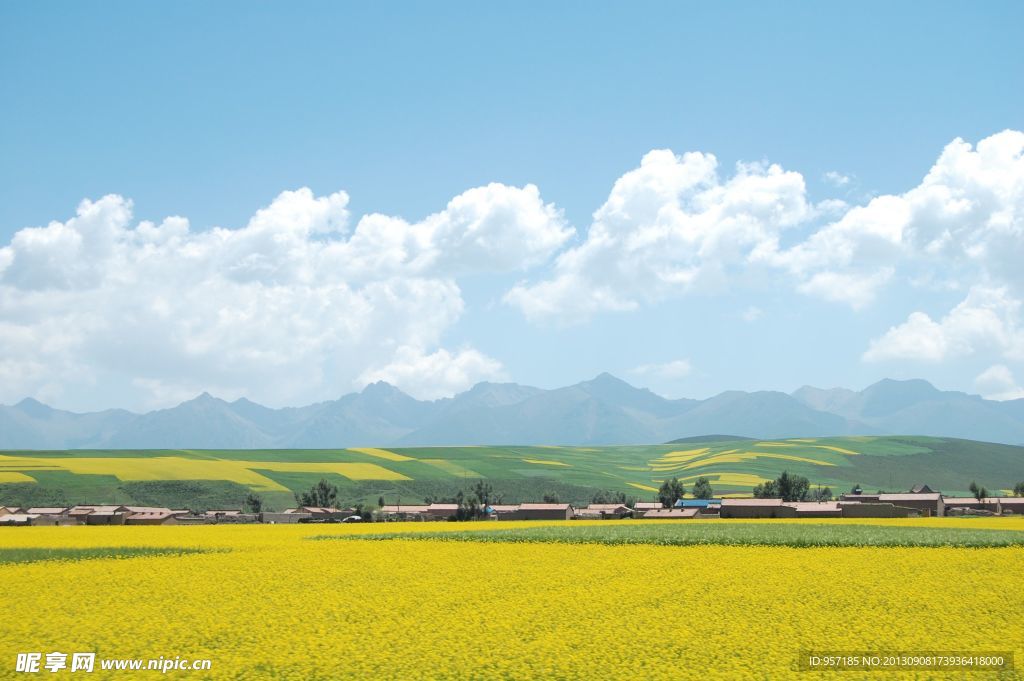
[210,513,259,524]
[997,497,1024,514]
[506,503,575,520]
[720,499,797,519]
[578,504,630,518]
[0,513,70,526]
[941,497,1024,515]
[86,511,127,525]
[123,506,175,516]
[837,501,910,518]
[424,503,460,519]
[841,484,945,516]
[0,513,37,526]
[674,499,722,509]
[789,502,842,518]
[125,511,179,525]
[380,505,429,519]
[26,507,69,517]
[633,501,663,511]
[585,503,631,512]
[642,508,698,519]
[204,509,242,518]
[260,512,311,524]
[481,504,520,519]
[68,505,125,521]
[287,507,354,519]
[865,493,943,517]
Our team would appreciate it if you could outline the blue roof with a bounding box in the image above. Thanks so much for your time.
[674,499,722,508]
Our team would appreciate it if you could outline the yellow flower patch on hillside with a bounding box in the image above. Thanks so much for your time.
[808,444,859,455]
[676,451,834,470]
[348,447,415,462]
[421,459,481,478]
[691,472,773,487]
[0,471,36,483]
[0,455,410,491]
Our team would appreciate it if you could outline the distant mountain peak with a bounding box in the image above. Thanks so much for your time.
[867,377,939,391]
[360,381,411,399]
[14,397,56,418]
[179,392,230,409]
[589,371,628,384]
[576,372,646,394]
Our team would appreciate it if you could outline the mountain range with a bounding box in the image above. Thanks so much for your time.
[3,375,1024,449]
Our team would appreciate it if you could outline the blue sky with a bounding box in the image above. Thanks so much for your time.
[1,2,1022,410]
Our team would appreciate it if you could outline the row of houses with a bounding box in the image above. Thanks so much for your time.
[3,486,1022,525]
[380,502,579,521]
[0,505,360,526]
[717,486,1024,519]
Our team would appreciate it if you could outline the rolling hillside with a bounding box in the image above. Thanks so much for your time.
[1,436,1022,510]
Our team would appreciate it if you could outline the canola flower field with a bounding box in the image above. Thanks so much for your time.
[1,518,1022,680]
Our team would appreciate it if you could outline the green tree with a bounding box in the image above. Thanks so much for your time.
[776,471,810,502]
[753,472,811,501]
[243,492,263,514]
[657,477,686,507]
[295,478,338,508]
[378,495,385,509]
[542,492,561,504]
[590,490,635,506]
[969,480,988,503]
[691,477,714,500]
[1014,482,1024,497]
[353,503,374,522]
[453,490,483,521]
[812,485,833,502]
[472,480,496,509]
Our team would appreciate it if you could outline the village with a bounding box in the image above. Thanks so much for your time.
[2,484,1023,526]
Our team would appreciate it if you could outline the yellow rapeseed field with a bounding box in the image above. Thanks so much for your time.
[347,447,415,462]
[1,520,1022,680]
[0,454,410,490]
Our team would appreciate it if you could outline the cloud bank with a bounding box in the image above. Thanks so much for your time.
[2,130,1021,408]
[0,184,568,407]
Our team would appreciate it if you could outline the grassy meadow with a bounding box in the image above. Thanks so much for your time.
[1,518,1022,679]
[1,436,1023,509]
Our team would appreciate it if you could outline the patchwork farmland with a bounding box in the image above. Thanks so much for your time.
[2,436,1023,510]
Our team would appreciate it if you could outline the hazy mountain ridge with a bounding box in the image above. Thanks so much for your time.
[3,376,1024,448]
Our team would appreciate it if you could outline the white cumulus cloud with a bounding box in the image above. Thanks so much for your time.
[505,150,811,323]
[356,346,507,400]
[823,171,851,187]
[630,359,692,380]
[628,359,694,398]
[770,130,1024,308]
[974,364,1024,401]
[863,287,1023,363]
[0,182,566,409]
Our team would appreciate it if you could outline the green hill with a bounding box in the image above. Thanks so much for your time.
[1,436,1022,510]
